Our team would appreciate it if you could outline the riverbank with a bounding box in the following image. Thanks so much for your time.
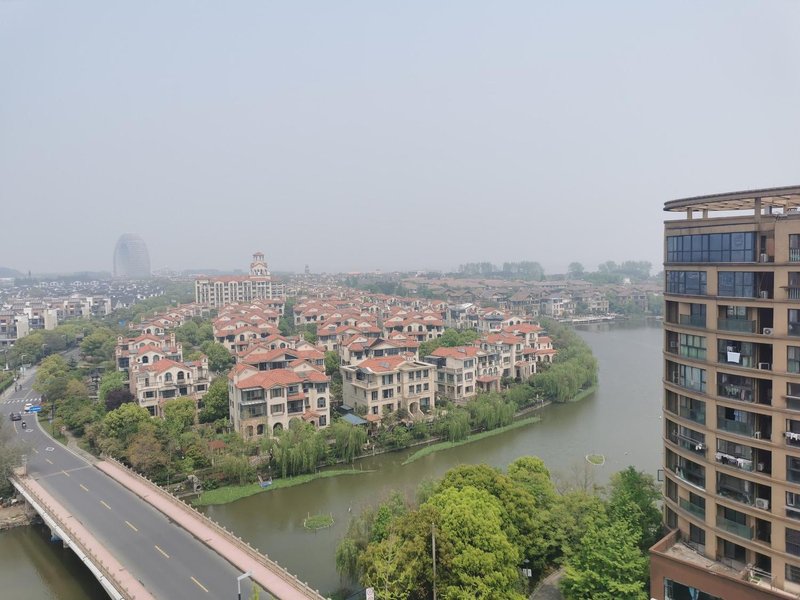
[0,504,33,531]
[402,415,542,465]
[193,468,373,506]
[565,384,597,403]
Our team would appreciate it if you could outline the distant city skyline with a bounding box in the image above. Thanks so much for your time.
[2,2,799,275]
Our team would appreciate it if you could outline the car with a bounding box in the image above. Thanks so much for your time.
[23,403,32,412]
[9,412,21,421]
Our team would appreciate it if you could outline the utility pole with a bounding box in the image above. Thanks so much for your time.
[431,522,437,600]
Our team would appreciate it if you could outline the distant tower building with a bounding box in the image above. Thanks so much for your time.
[113,234,151,279]
[305,264,310,275]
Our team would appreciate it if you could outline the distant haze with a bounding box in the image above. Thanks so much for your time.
[1,2,799,275]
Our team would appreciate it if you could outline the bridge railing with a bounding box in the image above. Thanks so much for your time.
[101,456,326,600]
[11,474,149,600]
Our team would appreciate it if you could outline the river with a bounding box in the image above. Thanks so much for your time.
[0,319,663,599]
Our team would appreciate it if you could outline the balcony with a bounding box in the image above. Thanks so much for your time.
[679,314,707,328]
[786,431,800,448]
[673,466,705,490]
[718,318,757,334]
[718,417,756,438]
[679,497,706,519]
[716,515,753,540]
[791,248,800,262]
[715,451,754,472]
[669,432,707,457]
[679,406,706,425]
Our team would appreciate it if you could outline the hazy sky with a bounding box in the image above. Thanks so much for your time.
[2,2,799,275]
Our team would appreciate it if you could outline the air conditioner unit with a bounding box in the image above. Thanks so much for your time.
[759,362,772,370]
[755,498,770,510]
[760,253,769,263]
[763,327,774,336]
[760,291,769,299]
[757,462,765,472]
[754,431,762,439]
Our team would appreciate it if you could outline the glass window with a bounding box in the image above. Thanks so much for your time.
[718,272,756,298]
[680,334,706,359]
[788,528,800,556]
[666,271,707,295]
[790,347,800,374]
[789,457,800,484]
[667,232,756,263]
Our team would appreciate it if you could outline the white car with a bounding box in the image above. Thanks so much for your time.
[23,403,32,412]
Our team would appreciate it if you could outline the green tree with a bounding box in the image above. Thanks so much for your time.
[127,425,168,475]
[567,262,585,279]
[324,351,341,376]
[560,516,648,600]
[200,341,235,373]
[198,377,229,423]
[99,371,127,406]
[80,328,117,363]
[162,397,196,436]
[426,486,525,600]
[271,420,327,477]
[0,419,27,495]
[302,324,318,344]
[507,456,557,510]
[328,421,367,463]
[607,466,662,552]
[33,355,71,402]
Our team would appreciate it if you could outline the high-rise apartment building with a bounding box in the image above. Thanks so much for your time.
[113,233,151,278]
[194,252,285,308]
[651,186,800,599]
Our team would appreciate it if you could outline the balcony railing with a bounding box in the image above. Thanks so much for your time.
[790,248,800,262]
[716,515,753,540]
[673,466,705,489]
[718,318,756,334]
[715,451,754,472]
[679,314,707,328]
[678,406,706,425]
[679,497,706,519]
[717,485,753,507]
[785,431,800,447]
[718,417,756,438]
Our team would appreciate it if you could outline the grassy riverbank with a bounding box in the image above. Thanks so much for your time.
[193,469,372,506]
[566,384,597,403]
[402,415,542,465]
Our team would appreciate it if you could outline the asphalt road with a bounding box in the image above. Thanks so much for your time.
[4,366,254,600]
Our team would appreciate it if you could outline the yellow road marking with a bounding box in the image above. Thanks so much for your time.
[45,459,53,465]
[100,500,111,510]
[125,520,138,532]
[79,484,89,492]
[190,576,209,593]
[154,545,170,559]
[62,470,70,477]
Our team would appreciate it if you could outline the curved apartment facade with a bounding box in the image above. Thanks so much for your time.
[651,186,800,600]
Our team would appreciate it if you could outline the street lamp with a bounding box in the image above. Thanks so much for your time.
[236,571,251,600]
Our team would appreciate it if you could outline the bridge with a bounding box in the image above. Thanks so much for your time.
[4,368,327,600]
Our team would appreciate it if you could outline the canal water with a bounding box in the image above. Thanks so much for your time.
[0,319,663,598]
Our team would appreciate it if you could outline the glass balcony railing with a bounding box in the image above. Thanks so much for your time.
[716,515,753,540]
[679,314,707,328]
[679,497,706,519]
[718,318,756,334]
[718,417,755,437]
[673,466,705,489]
[679,406,706,425]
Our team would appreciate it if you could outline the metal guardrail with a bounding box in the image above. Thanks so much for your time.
[11,474,144,600]
[101,456,326,600]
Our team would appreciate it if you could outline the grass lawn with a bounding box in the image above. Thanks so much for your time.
[193,469,372,506]
[402,415,542,465]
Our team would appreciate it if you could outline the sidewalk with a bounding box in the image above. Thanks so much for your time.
[530,568,565,600]
[96,460,326,600]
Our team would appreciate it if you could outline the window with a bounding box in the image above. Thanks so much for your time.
[679,334,706,360]
[789,457,800,484]
[718,272,756,298]
[689,523,706,546]
[270,388,283,399]
[256,424,264,435]
[317,397,326,409]
[667,232,756,263]
[791,309,800,336]
[666,271,707,295]
[382,389,394,399]
[788,528,800,556]
[371,391,378,401]
[270,404,284,415]
[381,374,394,385]
[787,563,800,583]
[319,415,327,427]
[790,347,800,374]
[791,234,800,262]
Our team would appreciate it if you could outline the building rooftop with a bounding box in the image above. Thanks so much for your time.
[665,185,800,213]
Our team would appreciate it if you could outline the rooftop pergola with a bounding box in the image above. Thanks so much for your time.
[665,185,800,213]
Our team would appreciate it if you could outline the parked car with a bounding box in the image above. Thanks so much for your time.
[23,403,32,412]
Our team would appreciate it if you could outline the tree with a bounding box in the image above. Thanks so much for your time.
[607,466,662,552]
[33,355,71,403]
[426,486,525,600]
[567,262,585,279]
[105,387,134,412]
[127,425,167,475]
[324,351,341,377]
[101,403,151,445]
[198,377,229,423]
[328,421,367,463]
[99,371,127,406]
[271,420,327,477]
[0,419,27,495]
[80,328,117,363]
[507,456,557,510]
[200,342,235,373]
[560,516,648,600]
[162,397,196,436]
[302,324,318,344]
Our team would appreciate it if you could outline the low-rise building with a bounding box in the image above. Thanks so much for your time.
[129,356,210,416]
[426,346,480,403]
[228,366,330,440]
[341,356,435,418]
